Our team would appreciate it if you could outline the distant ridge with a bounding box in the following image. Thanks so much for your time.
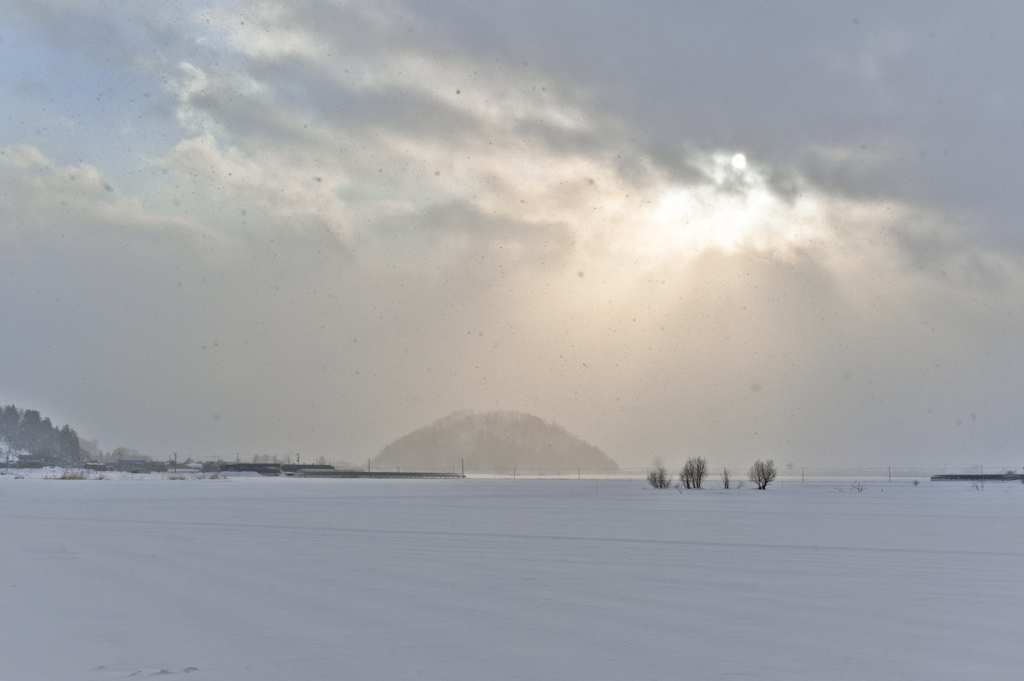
[375,411,620,473]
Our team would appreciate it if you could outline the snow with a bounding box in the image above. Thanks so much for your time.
[0,442,23,464]
[1,477,1021,680]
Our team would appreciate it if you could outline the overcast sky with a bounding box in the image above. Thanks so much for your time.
[2,0,1024,468]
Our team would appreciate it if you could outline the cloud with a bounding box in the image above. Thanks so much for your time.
[3,0,1024,468]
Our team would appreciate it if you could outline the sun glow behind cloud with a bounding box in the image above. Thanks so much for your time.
[156,5,862,288]
[641,155,824,260]
[148,2,862,290]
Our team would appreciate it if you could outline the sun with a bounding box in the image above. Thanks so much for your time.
[633,152,828,260]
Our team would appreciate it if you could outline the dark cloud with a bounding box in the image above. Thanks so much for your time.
[403,1,1024,246]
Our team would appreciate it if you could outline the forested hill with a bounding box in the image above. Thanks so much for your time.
[375,411,620,473]
[0,404,81,464]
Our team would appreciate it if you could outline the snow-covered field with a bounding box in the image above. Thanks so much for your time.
[1,476,1021,680]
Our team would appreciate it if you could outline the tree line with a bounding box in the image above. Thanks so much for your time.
[0,404,81,465]
[648,457,777,490]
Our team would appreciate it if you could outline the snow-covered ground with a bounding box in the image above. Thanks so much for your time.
[1,476,1021,680]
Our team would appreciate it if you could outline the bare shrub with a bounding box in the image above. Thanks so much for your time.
[679,456,708,489]
[166,474,189,480]
[647,467,672,489]
[748,459,777,490]
[912,479,919,486]
[721,467,730,489]
[46,470,87,480]
[692,457,708,488]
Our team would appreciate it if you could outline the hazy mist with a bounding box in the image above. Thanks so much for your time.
[3,1,1024,468]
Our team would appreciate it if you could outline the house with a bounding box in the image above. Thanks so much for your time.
[114,459,149,471]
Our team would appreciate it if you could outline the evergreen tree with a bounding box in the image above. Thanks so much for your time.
[58,425,81,463]
[16,409,43,452]
[0,404,82,464]
[0,405,20,441]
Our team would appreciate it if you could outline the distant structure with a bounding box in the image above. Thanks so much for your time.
[213,462,462,478]
[930,473,1023,481]
[114,459,150,471]
[374,410,620,474]
[217,462,283,475]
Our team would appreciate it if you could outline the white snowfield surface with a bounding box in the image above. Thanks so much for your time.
[1,478,1021,681]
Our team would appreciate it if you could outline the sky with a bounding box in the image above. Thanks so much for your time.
[2,0,1023,469]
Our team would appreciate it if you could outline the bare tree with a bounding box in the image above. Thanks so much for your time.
[680,456,708,489]
[721,467,730,489]
[647,466,672,489]
[748,459,777,490]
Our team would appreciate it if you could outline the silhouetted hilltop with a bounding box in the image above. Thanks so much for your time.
[375,411,620,473]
